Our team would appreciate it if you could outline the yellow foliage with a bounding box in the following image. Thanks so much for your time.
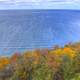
[49,47,76,59]
[49,48,63,57]
[54,48,63,55]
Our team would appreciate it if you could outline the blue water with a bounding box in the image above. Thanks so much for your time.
[0,10,80,56]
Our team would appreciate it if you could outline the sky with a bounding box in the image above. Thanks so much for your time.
[0,0,80,9]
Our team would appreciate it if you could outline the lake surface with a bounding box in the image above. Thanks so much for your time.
[0,10,80,56]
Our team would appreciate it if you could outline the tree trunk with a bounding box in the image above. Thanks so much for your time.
[53,72,64,80]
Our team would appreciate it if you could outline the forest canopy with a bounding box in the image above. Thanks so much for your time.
[0,42,80,80]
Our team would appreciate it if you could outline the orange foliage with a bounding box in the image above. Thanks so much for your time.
[23,49,41,60]
[63,47,76,58]
[11,52,21,63]
[0,57,10,69]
